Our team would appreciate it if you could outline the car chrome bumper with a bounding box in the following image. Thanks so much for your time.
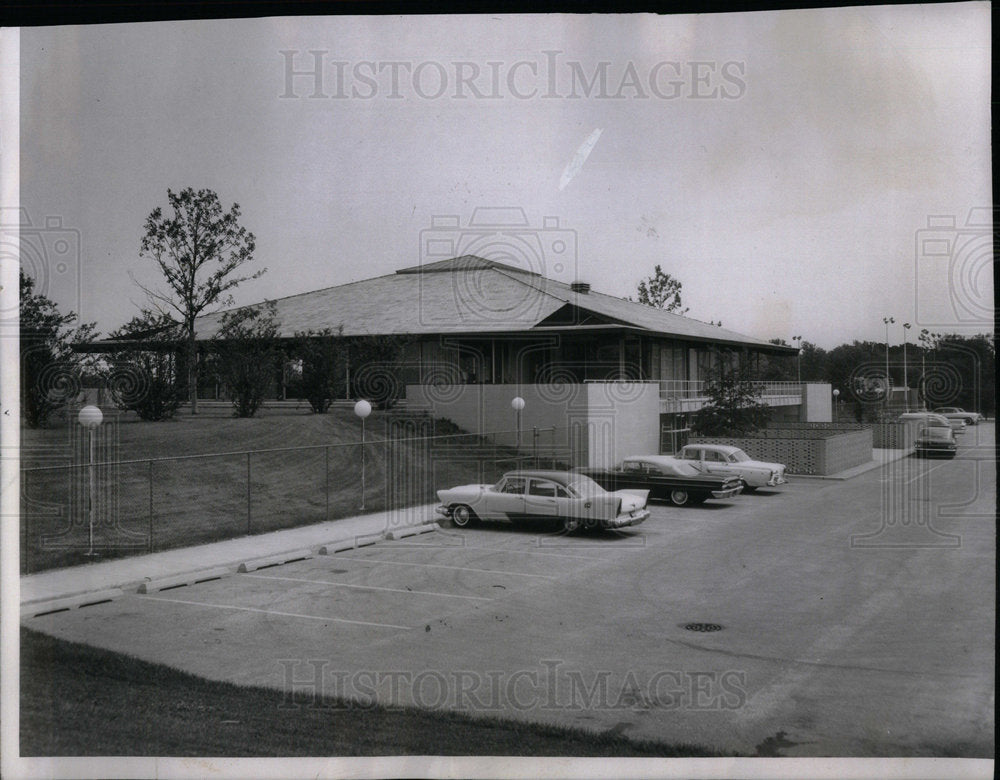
[711,486,743,499]
[604,509,650,528]
[767,474,788,487]
[434,505,452,518]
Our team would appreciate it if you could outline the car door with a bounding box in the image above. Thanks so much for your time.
[701,449,736,478]
[525,478,561,518]
[488,476,527,522]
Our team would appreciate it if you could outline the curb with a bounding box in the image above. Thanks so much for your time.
[21,588,125,619]
[385,522,439,541]
[137,565,234,594]
[237,548,314,573]
[21,521,441,613]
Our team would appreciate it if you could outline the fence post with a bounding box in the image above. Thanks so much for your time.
[533,426,538,467]
[246,451,252,535]
[324,446,330,522]
[148,460,154,553]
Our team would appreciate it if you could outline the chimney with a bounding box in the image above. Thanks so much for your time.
[570,281,590,294]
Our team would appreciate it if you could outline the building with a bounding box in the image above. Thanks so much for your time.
[97,256,831,466]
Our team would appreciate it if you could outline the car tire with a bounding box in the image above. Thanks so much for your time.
[741,484,758,494]
[562,516,582,533]
[669,489,691,506]
[451,504,475,528]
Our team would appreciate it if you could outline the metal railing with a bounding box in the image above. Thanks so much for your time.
[19,425,570,574]
[658,380,804,400]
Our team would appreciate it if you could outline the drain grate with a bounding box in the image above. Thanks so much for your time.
[683,622,724,632]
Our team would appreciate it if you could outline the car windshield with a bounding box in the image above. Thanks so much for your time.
[566,475,605,497]
[727,450,750,463]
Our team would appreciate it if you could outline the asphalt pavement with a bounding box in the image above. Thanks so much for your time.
[19,429,994,756]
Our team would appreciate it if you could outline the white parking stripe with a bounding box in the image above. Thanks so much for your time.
[138,595,412,630]
[384,542,602,560]
[330,556,558,579]
[242,573,492,601]
[904,460,954,485]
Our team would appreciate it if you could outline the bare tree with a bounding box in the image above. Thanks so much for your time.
[135,188,263,414]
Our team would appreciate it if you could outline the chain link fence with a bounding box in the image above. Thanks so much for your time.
[20,423,572,573]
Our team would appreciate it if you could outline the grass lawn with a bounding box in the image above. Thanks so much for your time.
[20,627,726,757]
[21,408,549,573]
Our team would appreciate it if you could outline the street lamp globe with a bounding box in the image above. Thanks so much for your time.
[78,405,103,429]
[511,396,525,411]
[353,399,372,419]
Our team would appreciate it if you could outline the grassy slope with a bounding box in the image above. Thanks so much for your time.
[21,410,515,572]
[20,627,725,757]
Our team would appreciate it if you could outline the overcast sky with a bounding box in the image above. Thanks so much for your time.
[17,4,993,349]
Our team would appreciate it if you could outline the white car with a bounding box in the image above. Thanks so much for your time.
[932,407,984,426]
[436,470,650,533]
[676,444,788,491]
[899,412,966,435]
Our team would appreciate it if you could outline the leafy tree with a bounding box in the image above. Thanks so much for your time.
[135,188,264,415]
[350,334,414,410]
[927,333,995,415]
[633,265,689,314]
[293,326,346,413]
[212,302,280,418]
[693,349,772,436]
[19,270,98,428]
[757,338,796,381]
[104,310,184,421]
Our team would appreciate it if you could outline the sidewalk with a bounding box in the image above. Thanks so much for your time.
[20,503,439,610]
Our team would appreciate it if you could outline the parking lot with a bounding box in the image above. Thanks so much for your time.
[24,424,995,757]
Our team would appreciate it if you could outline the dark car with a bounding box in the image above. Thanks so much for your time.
[576,455,744,507]
[914,426,957,458]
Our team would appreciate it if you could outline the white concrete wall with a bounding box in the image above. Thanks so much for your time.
[406,381,662,468]
[801,383,833,422]
[584,382,661,469]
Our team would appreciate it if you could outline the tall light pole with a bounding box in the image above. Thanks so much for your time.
[832,388,840,420]
[883,316,895,407]
[792,335,803,385]
[354,399,372,510]
[919,328,930,409]
[78,405,103,558]
[511,396,525,452]
[902,322,911,411]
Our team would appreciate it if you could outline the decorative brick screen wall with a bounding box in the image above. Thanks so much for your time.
[690,428,873,476]
[871,423,916,449]
[768,421,913,449]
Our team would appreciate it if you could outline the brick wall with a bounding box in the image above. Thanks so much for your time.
[690,427,873,476]
[872,422,916,449]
